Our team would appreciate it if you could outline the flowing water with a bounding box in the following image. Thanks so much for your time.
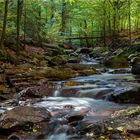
[34,58,140,140]
[53,82,62,97]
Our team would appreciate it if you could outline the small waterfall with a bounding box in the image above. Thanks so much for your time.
[53,82,62,97]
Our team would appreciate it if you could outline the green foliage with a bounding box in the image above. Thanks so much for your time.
[0,0,140,46]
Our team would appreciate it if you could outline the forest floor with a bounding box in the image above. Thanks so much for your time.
[0,34,140,139]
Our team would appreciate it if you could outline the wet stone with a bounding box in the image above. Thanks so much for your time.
[127,127,140,135]
[132,64,140,75]
[0,106,51,129]
[8,134,21,140]
[68,115,84,123]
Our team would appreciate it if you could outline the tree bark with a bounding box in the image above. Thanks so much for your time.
[128,0,131,46]
[0,0,9,49]
[17,0,23,56]
[61,0,67,35]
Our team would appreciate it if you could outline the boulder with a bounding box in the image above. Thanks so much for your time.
[67,57,81,63]
[106,86,140,103]
[76,88,113,98]
[90,47,108,57]
[42,43,65,56]
[104,56,129,68]
[132,64,140,75]
[48,55,68,66]
[0,106,51,129]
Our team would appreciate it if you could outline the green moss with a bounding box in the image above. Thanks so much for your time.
[104,56,129,68]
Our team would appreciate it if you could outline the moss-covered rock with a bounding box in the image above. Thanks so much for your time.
[48,55,68,66]
[43,43,65,56]
[90,47,108,57]
[104,56,129,68]
[45,67,76,80]
[67,57,81,63]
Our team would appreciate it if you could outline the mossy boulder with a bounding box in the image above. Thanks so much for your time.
[104,56,129,68]
[43,43,65,56]
[75,47,92,54]
[113,48,128,57]
[45,67,76,80]
[67,57,81,63]
[90,47,108,57]
[66,63,97,76]
[48,55,68,66]
[26,67,76,80]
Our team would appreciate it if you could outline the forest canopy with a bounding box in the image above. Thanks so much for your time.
[0,0,140,47]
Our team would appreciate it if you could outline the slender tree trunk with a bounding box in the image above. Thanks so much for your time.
[69,19,72,46]
[128,0,131,46]
[61,0,66,35]
[108,5,111,35]
[0,0,9,49]
[17,0,23,56]
[37,5,41,44]
[103,0,106,47]
[50,0,55,27]
[24,0,26,46]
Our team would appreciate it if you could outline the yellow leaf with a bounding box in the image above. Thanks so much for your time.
[33,129,37,133]
[116,126,124,132]
[107,127,113,131]
[86,133,94,137]
[100,135,106,139]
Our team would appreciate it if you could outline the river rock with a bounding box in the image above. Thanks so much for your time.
[106,86,140,103]
[76,88,113,98]
[48,55,68,66]
[0,106,51,129]
[104,56,129,68]
[131,56,140,75]
[68,115,84,124]
[8,134,21,140]
[75,47,92,54]
[43,43,65,56]
[66,63,97,76]
[17,83,55,100]
[127,127,140,135]
[132,64,140,75]
[90,47,107,57]
[67,57,81,63]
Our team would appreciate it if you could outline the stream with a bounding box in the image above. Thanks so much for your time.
[35,59,139,139]
[0,57,140,140]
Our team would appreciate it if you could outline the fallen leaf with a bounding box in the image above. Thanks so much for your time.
[107,127,113,131]
[117,126,124,132]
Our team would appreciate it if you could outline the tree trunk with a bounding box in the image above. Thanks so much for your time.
[103,0,106,47]
[24,0,27,46]
[128,0,131,46]
[0,0,9,49]
[17,0,23,56]
[50,0,55,27]
[61,0,67,35]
